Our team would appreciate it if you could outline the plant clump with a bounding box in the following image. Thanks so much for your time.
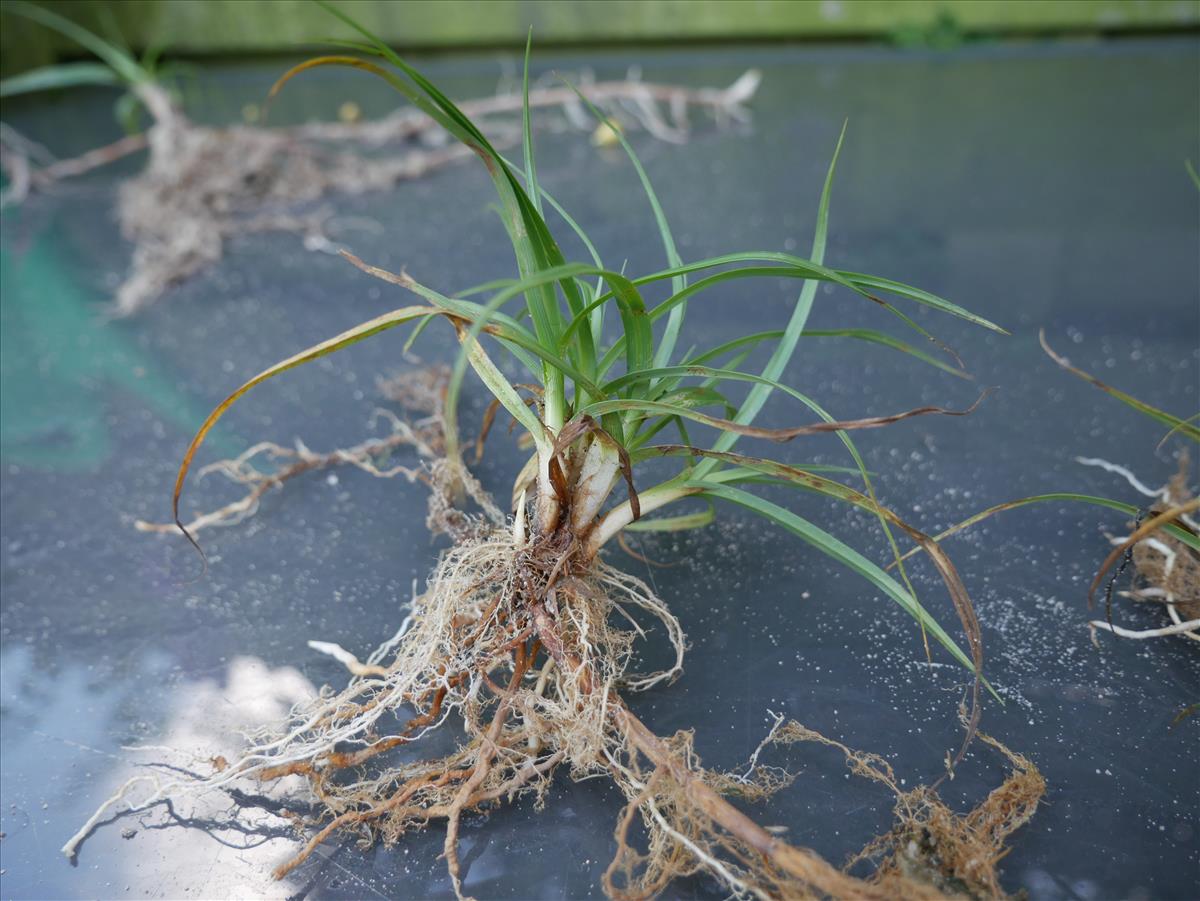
[66,3,1045,897]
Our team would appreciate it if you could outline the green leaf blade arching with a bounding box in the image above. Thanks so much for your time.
[0,62,121,97]
[3,0,148,85]
[693,484,986,686]
[171,304,446,535]
[1041,330,1200,443]
[890,492,1200,566]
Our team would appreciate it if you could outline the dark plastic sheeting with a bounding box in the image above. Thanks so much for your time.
[2,38,1198,900]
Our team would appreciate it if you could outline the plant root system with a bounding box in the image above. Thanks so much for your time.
[72,509,1044,899]
[842,720,1044,900]
[1079,454,1200,644]
[94,386,1043,900]
[0,70,760,315]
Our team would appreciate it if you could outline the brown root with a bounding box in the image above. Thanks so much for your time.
[832,722,1045,900]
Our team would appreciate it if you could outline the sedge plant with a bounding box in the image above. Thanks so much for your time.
[76,5,1026,898]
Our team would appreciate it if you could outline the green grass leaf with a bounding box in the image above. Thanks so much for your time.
[3,0,147,85]
[1041,329,1200,442]
[841,271,1008,335]
[579,390,986,444]
[623,501,715,533]
[694,122,846,476]
[562,78,688,368]
[521,32,542,218]
[692,484,986,684]
[800,329,970,378]
[171,304,446,536]
[0,61,120,97]
[889,492,1200,567]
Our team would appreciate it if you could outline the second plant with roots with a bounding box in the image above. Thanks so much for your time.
[77,5,1032,898]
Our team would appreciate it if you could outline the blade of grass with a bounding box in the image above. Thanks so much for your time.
[800,329,970,378]
[171,304,445,550]
[452,260,652,392]
[887,493,1200,567]
[1040,329,1200,442]
[340,252,577,388]
[697,121,839,476]
[1158,412,1200,450]
[591,265,969,378]
[444,318,550,462]
[3,0,147,85]
[563,79,688,369]
[274,23,572,428]
[624,501,715,533]
[604,363,954,401]
[578,391,989,444]
[0,62,120,97]
[437,260,660,452]
[312,2,611,415]
[521,31,542,217]
[840,271,1008,335]
[611,360,952,654]
[684,328,968,379]
[498,154,609,341]
[691,483,986,686]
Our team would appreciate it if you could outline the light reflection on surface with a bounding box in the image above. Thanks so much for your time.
[1,649,318,899]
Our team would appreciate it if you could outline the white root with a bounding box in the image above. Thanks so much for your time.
[1141,538,1177,580]
[1077,454,1199,531]
[644,795,767,901]
[135,412,430,536]
[307,641,389,678]
[1088,617,1200,640]
[1075,456,1163,498]
[1120,587,1169,600]
[734,711,788,785]
[1097,528,1197,642]
[61,776,158,860]
[1164,602,1200,641]
[74,516,689,866]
